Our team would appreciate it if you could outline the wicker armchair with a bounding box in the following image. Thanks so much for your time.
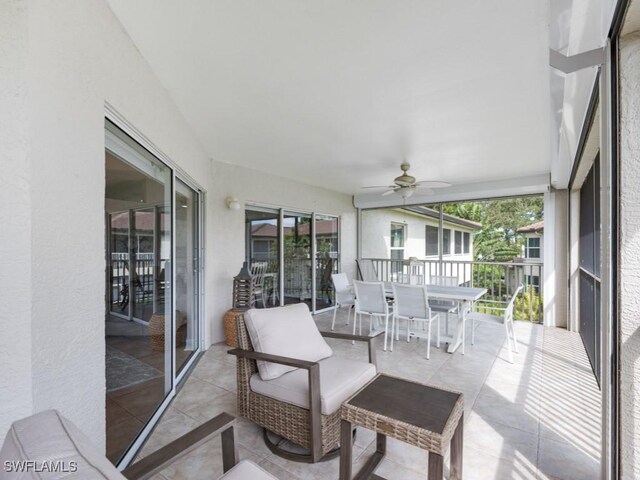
[228,304,378,463]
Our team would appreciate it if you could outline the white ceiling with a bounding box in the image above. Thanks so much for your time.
[107,0,551,195]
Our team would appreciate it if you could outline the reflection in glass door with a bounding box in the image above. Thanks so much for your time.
[245,208,280,307]
[315,215,339,311]
[175,179,201,374]
[105,133,172,465]
[245,207,340,313]
[283,212,313,308]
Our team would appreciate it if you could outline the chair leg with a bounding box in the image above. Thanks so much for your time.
[511,320,519,353]
[471,318,475,345]
[427,321,432,360]
[331,304,338,331]
[352,312,358,344]
[346,306,352,326]
[390,314,395,352]
[383,315,389,352]
[406,318,411,342]
[505,322,514,363]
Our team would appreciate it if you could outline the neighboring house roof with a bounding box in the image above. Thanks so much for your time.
[251,219,337,238]
[110,210,168,232]
[517,220,544,234]
[401,206,483,231]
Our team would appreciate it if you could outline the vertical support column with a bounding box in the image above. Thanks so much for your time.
[438,204,444,279]
[311,212,317,313]
[568,190,581,332]
[543,191,556,327]
[600,39,616,480]
[279,209,285,306]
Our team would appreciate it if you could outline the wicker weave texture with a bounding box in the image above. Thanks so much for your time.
[341,376,464,456]
[235,313,341,455]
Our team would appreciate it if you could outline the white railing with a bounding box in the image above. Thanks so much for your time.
[360,258,544,322]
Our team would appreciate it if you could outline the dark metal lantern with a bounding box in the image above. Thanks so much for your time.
[233,261,254,310]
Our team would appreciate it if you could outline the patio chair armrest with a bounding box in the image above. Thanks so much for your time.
[227,348,318,370]
[320,331,372,342]
[228,348,323,461]
[123,412,237,480]
[320,331,379,368]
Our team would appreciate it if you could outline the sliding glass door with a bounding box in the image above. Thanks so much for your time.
[105,120,202,466]
[283,212,313,307]
[175,178,201,374]
[315,215,339,311]
[245,207,339,313]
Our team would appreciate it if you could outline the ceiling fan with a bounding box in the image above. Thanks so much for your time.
[361,162,451,199]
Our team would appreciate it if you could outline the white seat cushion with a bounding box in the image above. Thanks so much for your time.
[244,303,333,381]
[217,459,278,480]
[250,356,377,415]
[0,410,125,479]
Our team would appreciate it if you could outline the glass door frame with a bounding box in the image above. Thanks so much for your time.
[106,108,205,469]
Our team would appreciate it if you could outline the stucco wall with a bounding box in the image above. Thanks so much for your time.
[0,0,34,438]
[208,160,356,342]
[0,0,358,447]
[4,0,218,448]
[620,31,640,480]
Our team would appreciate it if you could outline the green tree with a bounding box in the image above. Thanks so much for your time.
[443,196,543,262]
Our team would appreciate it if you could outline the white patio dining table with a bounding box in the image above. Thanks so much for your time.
[362,282,488,354]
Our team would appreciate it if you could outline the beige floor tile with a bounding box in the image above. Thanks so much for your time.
[182,391,238,423]
[128,313,601,480]
[258,457,304,480]
[266,443,364,480]
[464,444,538,480]
[171,378,230,413]
[537,436,600,480]
[140,410,200,457]
[472,388,540,435]
[465,411,538,463]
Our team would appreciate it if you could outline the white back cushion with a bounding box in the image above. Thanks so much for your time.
[243,303,333,381]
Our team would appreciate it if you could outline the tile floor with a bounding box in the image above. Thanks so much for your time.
[135,310,601,480]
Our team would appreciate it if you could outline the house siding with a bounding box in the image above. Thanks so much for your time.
[361,208,476,262]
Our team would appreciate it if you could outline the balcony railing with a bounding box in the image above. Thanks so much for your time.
[361,258,544,322]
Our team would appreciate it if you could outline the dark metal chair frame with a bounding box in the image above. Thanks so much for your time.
[122,413,238,480]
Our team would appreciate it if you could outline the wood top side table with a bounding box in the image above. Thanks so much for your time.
[339,374,464,480]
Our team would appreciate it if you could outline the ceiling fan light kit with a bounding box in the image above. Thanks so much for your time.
[361,162,451,198]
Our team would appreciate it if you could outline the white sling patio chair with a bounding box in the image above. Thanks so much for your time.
[391,283,440,358]
[428,275,459,335]
[331,272,355,330]
[469,285,524,363]
[353,280,394,351]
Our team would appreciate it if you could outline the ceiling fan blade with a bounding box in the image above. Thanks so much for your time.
[381,189,397,196]
[361,185,395,190]
[414,181,451,188]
